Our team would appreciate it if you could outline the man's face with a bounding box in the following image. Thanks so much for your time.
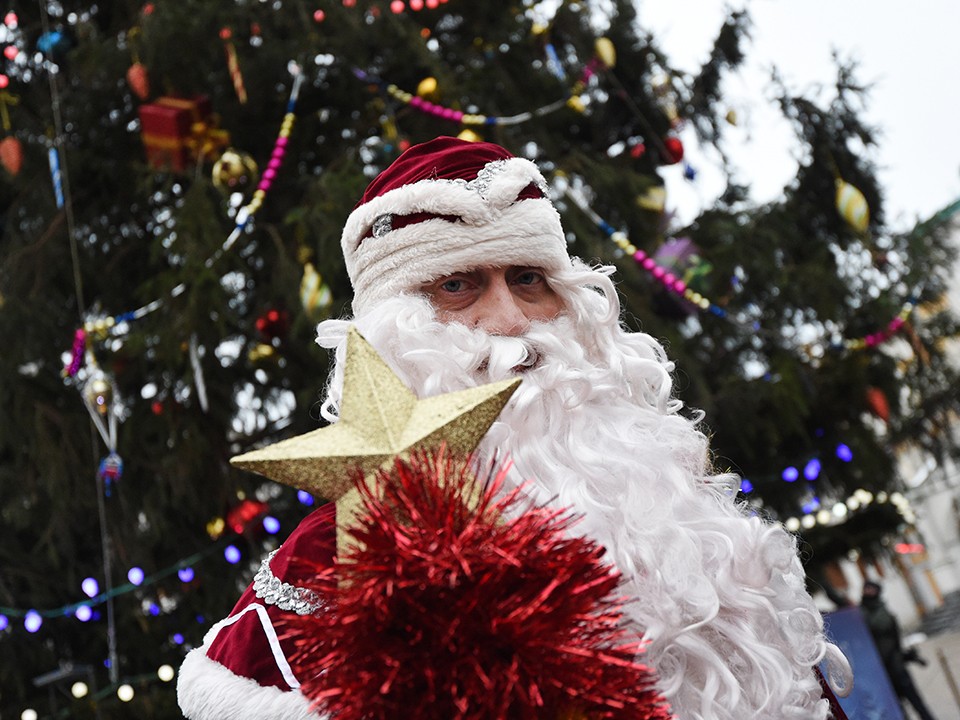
[418,266,565,336]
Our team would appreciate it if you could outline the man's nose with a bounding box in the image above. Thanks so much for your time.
[473,283,529,336]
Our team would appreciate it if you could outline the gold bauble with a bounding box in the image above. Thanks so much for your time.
[206,517,225,540]
[566,95,586,114]
[416,76,438,99]
[835,178,870,233]
[300,262,333,317]
[212,149,259,195]
[594,37,616,69]
[636,186,667,213]
[248,343,276,363]
[457,128,483,143]
[725,109,738,126]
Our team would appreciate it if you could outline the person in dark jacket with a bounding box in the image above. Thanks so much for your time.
[861,581,938,720]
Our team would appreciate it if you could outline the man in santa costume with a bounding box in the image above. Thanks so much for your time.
[178,137,851,719]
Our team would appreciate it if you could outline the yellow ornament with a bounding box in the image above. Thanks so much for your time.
[566,95,586,114]
[457,128,483,143]
[835,178,869,233]
[636,185,667,213]
[248,343,275,363]
[725,109,738,126]
[594,37,616,69]
[416,76,438,99]
[300,262,332,316]
[206,517,225,540]
[231,327,520,555]
[212,148,259,195]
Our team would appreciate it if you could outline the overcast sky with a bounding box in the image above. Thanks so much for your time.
[636,0,960,233]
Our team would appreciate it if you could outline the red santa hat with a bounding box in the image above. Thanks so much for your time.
[341,136,571,314]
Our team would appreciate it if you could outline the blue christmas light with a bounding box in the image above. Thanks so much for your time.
[224,545,241,564]
[804,459,821,481]
[75,605,92,622]
[297,490,314,506]
[178,567,195,583]
[262,516,280,534]
[0,614,8,631]
[782,466,799,482]
[149,603,161,616]
[740,478,753,494]
[24,610,42,633]
[127,567,145,586]
[81,577,99,598]
[836,443,853,462]
[802,496,821,514]
[172,633,185,645]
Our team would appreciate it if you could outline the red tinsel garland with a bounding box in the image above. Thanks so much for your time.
[281,449,671,720]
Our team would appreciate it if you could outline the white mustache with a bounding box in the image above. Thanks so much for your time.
[480,335,541,378]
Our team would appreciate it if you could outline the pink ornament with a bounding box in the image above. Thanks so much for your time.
[663,272,676,286]
[409,96,423,108]
[268,157,282,171]
[641,257,656,271]
[276,136,288,149]
[652,266,666,280]
[672,279,687,294]
[263,168,276,182]
[390,0,405,12]
[888,317,905,331]
[633,249,647,261]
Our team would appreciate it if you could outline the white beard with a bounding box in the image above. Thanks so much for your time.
[315,267,850,720]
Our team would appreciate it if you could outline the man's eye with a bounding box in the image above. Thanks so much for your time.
[515,271,540,285]
[440,279,464,292]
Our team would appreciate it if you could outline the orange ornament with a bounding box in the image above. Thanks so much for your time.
[865,386,890,422]
[0,135,23,175]
[126,61,150,100]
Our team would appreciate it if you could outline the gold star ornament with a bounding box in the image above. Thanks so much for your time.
[231,326,521,554]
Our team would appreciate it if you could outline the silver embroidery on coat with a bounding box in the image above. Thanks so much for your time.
[253,549,326,615]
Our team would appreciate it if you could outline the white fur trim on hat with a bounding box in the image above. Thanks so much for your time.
[342,156,570,314]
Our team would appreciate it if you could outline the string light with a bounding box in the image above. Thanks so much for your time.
[563,187,728,318]
[24,611,42,633]
[81,577,99,598]
[355,68,573,127]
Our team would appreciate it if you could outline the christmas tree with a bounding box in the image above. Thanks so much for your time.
[0,1,957,717]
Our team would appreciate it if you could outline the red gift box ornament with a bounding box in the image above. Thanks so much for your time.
[139,96,230,172]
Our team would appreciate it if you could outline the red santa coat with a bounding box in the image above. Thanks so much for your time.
[177,503,336,720]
